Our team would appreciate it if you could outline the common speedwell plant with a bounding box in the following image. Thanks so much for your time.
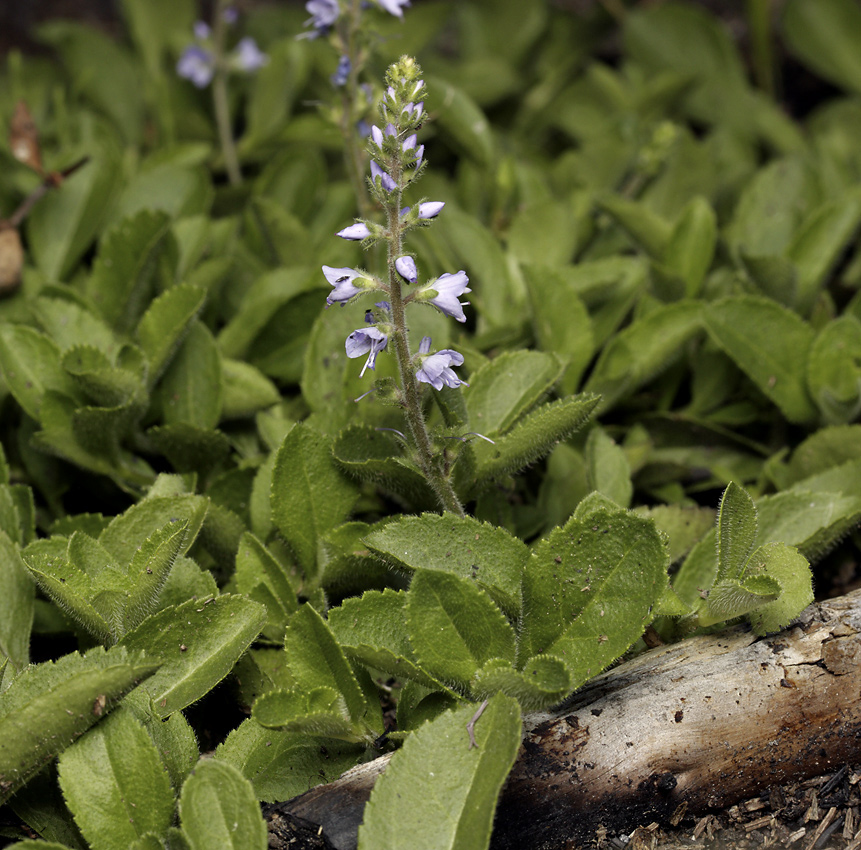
[2,1,855,848]
[325,56,471,515]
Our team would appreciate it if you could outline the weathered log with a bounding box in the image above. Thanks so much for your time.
[269,589,861,849]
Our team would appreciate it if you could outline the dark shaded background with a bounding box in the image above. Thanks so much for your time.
[0,0,755,56]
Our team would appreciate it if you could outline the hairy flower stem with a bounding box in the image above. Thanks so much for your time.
[386,191,465,517]
[340,0,372,219]
[212,0,242,186]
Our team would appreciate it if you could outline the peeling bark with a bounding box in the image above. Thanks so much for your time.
[269,590,861,850]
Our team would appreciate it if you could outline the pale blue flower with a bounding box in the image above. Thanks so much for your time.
[346,327,388,376]
[233,37,268,72]
[416,337,467,390]
[395,256,417,283]
[426,271,470,322]
[371,161,396,192]
[177,45,216,88]
[337,222,371,241]
[323,265,367,305]
[331,54,351,87]
[193,20,211,40]
[402,101,424,121]
[304,0,340,35]
[418,201,444,219]
[223,6,239,24]
[377,0,411,17]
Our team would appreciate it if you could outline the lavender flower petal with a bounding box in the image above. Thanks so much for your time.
[417,348,467,390]
[418,201,444,219]
[427,271,471,322]
[377,0,411,17]
[234,37,268,72]
[336,222,371,241]
[371,161,396,193]
[395,256,417,283]
[177,45,216,88]
[323,265,365,305]
[346,327,389,376]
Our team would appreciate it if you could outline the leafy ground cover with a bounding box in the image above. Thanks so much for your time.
[0,0,860,848]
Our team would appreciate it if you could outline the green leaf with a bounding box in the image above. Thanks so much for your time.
[122,689,198,791]
[8,767,89,849]
[116,164,212,221]
[470,394,599,493]
[318,522,393,596]
[57,708,175,850]
[585,427,632,509]
[332,425,437,508]
[596,195,672,259]
[704,296,817,423]
[715,482,758,584]
[702,575,780,625]
[37,21,145,144]
[524,265,594,395]
[674,489,861,605]
[745,542,814,635]
[470,655,571,711]
[663,196,717,297]
[756,490,861,562]
[62,345,143,408]
[146,424,231,476]
[807,316,861,424]
[136,283,207,389]
[783,0,861,95]
[121,595,266,718]
[739,252,799,308]
[216,718,362,802]
[251,687,358,740]
[425,76,494,167]
[122,520,188,634]
[432,208,523,330]
[271,424,359,577]
[25,546,117,646]
[278,605,377,731]
[179,760,267,850]
[27,134,122,281]
[32,391,151,485]
[364,513,528,617]
[406,572,516,690]
[0,325,81,421]
[33,294,119,355]
[623,3,758,136]
[157,321,222,429]
[0,646,160,804]
[243,40,310,148]
[99,495,208,566]
[0,529,34,673]
[465,351,563,435]
[357,694,521,850]
[786,194,861,311]
[584,302,703,413]
[520,508,668,687]
[781,425,861,486]
[118,0,195,78]
[220,359,280,421]
[234,532,298,640]
[508,198,588,267]
[633,504,716,564]
[86,210,175,333]
[328,589,444,691]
